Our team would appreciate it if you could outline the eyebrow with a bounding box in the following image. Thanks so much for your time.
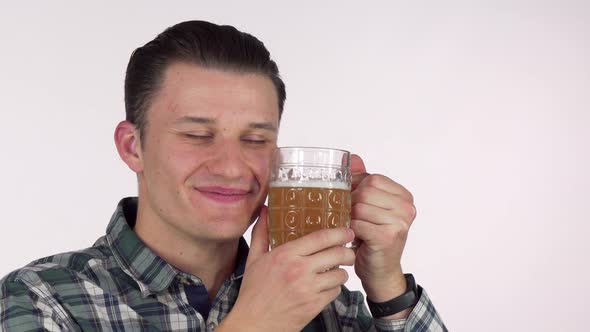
[248,122,277,132]
[173,116,277,132]
[174,116,215,125]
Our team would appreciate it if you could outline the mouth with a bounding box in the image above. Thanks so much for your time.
[194,186,252,204]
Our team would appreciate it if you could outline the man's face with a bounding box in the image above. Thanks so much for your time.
[137,62,279,242]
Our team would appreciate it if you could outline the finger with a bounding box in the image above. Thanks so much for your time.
[352,172,370,191]
[308,246,355,273]
[315,268,349,292]
[284,228,354,257]
[318,285,343,305]
[352,202,407,226]
[356,174,414,203]
[352,187,417,218]
[350,218,380,242]
[352,185,399,209]
[246,205,269,268]
[351,154,369,191]
[350,218,409,245]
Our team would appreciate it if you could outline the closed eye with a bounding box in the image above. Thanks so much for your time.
[242,138,268,145]
[183,133,214,140]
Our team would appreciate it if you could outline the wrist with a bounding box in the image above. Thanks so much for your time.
[365,274,419,320]
[362,272,407,303]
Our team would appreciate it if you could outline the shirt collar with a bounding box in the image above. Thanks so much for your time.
[232,235,249,280]
[106,197,250,296]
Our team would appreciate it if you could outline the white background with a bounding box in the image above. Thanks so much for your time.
[1,1,589,331]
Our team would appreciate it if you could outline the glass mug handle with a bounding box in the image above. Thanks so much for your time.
[349,172,370,249]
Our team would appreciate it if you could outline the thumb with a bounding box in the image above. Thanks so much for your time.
[246,205,269,268]
[351,154,367,174]
[351,154,369,190]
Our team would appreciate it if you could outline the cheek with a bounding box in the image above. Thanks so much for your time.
[248,149,273,186]
[147,143,199,185]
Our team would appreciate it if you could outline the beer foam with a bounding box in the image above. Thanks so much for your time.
[269,180,350,190]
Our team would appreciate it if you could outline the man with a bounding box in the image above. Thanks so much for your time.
[0,20,446,331]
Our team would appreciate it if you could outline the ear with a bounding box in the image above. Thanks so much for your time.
[114,121,144,173]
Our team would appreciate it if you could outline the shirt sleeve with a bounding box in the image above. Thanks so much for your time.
[335,285,448,332]
[0,278,69,332]
[370,286,448,332]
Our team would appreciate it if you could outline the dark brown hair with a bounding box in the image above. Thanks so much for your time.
[124,20,286,144]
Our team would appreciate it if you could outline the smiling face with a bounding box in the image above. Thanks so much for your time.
[134,62,279,243]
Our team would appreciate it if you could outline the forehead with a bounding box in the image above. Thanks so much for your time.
[149,62,280,125]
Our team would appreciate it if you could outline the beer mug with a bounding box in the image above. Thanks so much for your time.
[268,147,351,249]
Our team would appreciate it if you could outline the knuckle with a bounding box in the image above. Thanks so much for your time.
[321,286,342,305]
[320,228,348,246]
[271,249,288,265]
[395,224,410,241]
[376,174,393,186]
[402,188,414,203]
[409,205,417,221]
[395,222,410,236]
[282,260,306,283]
[382,224,409,243]
[352,202,367,218]
[365,174,380,187]
[309,297,326,314]
[407,191,415,203]
[401,200,417,220]
[355,188,371,203]
[293,287,313,307]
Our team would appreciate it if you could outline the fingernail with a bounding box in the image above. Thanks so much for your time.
[347,228,355,238]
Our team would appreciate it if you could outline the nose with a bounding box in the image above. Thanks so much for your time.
[206,141,250,181]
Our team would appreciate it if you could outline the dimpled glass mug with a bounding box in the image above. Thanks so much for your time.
[267,147,351,249]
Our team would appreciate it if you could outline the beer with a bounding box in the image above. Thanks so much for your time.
[268,147,351,249]
[268,181,351,249]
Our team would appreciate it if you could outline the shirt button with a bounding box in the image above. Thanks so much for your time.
[208,322,217,330]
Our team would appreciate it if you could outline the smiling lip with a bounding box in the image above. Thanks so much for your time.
[195,186,251,203]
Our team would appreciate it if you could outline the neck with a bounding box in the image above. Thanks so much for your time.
[134,200,239,301]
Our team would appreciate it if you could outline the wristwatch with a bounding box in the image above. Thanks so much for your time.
[367,274,420,318]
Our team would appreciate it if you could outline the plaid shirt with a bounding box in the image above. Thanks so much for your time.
[0,197,447,331]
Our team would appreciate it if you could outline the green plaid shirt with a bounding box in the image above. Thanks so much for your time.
[0,197,447,331]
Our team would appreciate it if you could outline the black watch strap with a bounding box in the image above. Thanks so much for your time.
[367,274,419,318]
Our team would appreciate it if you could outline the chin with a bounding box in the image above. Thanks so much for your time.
[201,214,252,239]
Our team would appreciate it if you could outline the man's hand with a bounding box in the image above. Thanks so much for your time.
[218,206,356,332]
[350,154,417,319]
